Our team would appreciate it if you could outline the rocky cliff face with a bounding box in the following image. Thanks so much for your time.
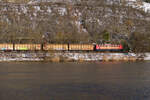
[0,1,150,47]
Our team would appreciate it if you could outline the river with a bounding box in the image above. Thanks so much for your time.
[0,62,150,100]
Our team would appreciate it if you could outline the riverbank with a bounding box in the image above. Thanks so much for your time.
[0,52,148,62]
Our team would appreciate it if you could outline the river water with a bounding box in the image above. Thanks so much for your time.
[0,62,150,100]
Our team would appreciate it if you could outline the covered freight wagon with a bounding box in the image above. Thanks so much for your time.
[69,44,94,51]
[14,44,41,51]
[43,44,68,51]
[0,44,13,51]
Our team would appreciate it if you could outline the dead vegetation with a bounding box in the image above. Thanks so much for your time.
[0,0,150,52]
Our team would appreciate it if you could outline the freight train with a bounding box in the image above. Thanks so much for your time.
[0,43,123,52]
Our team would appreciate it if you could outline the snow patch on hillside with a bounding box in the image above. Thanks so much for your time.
[129,0,150,12]
[28,0,150,13]
[142,2,150,12]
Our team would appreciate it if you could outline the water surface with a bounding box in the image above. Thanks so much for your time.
[0,62,150,100]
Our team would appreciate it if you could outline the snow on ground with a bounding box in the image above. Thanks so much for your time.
[128,0,150,12]
[142,2,150,12]
[144,53,150,60]
[28,0,150,13]
[1,52,150,61]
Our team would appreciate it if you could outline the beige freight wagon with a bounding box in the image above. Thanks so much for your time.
[0,44,13,51]
[43,44,68,51]
[69,44,94,51]
[14,44,41,50]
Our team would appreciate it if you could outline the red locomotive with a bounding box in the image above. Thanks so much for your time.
[95,44,123,52]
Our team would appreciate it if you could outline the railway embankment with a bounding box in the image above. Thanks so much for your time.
[0,52,148,62]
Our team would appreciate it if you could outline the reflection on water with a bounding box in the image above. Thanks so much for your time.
[0,62,150,100]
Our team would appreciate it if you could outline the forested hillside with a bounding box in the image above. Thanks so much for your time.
[144,0,150,3]
[0,0,150,52]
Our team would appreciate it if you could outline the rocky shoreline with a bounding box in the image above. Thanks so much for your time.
[0,52,148,62]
